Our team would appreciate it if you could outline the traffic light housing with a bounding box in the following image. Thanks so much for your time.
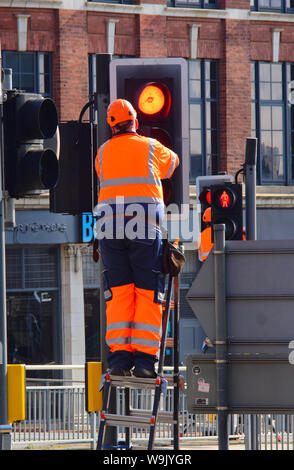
[109,58,189,211]
[50,121,98,215]
[210,183,243,241]
[3,91,59,198]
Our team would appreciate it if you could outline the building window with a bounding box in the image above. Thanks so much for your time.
[167,0,217,8]
[88,0,133,3]
[189,60,219,182]
[82,250,100,362]
[6,247,61,365]
[251,61,294,184]
[2,51,52,97]
[250,0,294,12]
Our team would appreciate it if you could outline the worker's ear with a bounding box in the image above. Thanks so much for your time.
[134,119,138,131]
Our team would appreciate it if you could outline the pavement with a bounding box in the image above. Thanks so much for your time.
[12,437,245,451]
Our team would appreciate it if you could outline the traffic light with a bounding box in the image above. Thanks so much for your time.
[210,183,243,241]
[109,58,189,211]
[50,121,98,215]
[196,175,234,262]
[3,91,59,198]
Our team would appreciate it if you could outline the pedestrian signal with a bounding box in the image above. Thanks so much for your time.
[210,183,243,241]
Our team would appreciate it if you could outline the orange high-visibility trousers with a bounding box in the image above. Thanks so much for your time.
[100,234,165,364]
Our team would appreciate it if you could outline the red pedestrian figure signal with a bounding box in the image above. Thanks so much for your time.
[219,190,231,208]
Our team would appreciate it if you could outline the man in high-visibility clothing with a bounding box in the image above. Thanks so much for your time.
[95,99,179,378]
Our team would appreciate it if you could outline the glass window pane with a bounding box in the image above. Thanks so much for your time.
[189,80,201,99]
[190,155,202,180]
[5,53,19,72]
[271,63,282,82]
[20,54,34,73]
[189,61,201,80]
[271,83,283,101]
[260,106,272,130]
[260,82,271,101]
[6,249,22,289]
[190,104,201,129]
[7,291,60,364]
[20,74,35,92]
[24,247,58,288]
[190,129,202,155]
[272,131,283,154]
[272,155,284,179]
[259,63,271,82]
[261,130,272,149]
[272,106,283,130]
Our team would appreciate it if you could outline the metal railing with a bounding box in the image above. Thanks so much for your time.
[10,365,294,450]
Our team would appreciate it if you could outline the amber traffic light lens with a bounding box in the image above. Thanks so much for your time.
[138,82,171,116]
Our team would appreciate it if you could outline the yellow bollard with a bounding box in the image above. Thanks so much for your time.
[85,362,103,413]
[7,364,26,423]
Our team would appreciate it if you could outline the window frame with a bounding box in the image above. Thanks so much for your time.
[2,51,53,97]
[250,0,294,13]
[189,59,219,182]
[251,61,294,185]
[6,245,62,365]
[167,0,217,8]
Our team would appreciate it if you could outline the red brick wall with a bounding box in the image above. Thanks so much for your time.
[54,10,89,122]
[88,12,137,56]
[218,20,251,175]
[138,15,167,57]
[218,0,250,8]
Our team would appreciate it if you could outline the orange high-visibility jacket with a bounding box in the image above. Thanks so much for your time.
[95,133,179,207]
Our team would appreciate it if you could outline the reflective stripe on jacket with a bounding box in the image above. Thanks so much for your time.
[95,132,179,206]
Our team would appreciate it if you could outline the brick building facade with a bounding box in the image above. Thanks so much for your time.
[1,1,294,367]
[1,1,294,178]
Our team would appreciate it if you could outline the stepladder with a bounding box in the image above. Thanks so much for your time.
[96,274,181,451]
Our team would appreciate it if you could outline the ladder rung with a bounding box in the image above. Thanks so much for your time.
[103,413,151,428]
[130,409,176,424]
[108,374,174,388]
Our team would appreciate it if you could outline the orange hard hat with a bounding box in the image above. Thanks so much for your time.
[107,99,137,128]
[203,207,211,223]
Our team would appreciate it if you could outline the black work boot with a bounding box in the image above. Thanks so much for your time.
[109,368,132,377]
[132,367,157,379]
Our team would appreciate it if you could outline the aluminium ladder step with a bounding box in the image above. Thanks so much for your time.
[130,409,176,424]
[102,413,152,428]
[107,374,174,389]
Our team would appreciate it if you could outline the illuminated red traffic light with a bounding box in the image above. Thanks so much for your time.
[138,82,171,117]
[218,190,232,208]
[210,183,243,241]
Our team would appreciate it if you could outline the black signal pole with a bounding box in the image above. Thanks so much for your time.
[95,53,117,449]
[244,137,258,450]
[0,50,12,450]
[213,224,229,451]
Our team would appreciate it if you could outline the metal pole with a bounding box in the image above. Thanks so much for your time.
[245,137,257,241]
[244,137,257,450]
[95,53,117,449]
[173,274,180,451]
[213,224,229,450]
[0,47,12,450]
